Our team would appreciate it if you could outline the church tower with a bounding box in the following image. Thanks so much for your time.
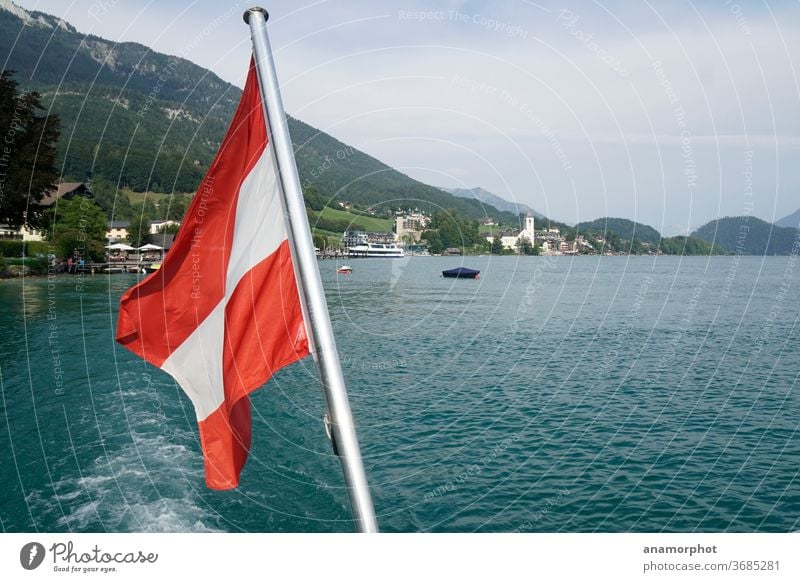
[525,212,535,239]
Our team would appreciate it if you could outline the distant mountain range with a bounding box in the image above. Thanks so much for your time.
[445,187,544,219]
[443,184,799,255]
[692,216,798,255]
[2,0,797,250]
[0,0,517,224]
[776,208,800,229]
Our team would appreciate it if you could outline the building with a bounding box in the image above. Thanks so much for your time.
[148,233,177,253]
[342,230,368,248]
[149,220,180,234]
[106,221,130,242]
[484,212,535,251]
[0,183,93,242]
[0,225,18,240]
[38,182,92,208]
[367,231,397,244]
[395,211,431,242]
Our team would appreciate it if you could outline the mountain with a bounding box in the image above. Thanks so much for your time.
[446,187,543,219]
[657,236,727,256]
[575,217,662,245]
[775,208,800,229]
[692,216,798,255]
[0,1,517,224]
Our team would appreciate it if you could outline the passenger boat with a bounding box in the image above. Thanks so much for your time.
[442,267,480,279]
[346,243,404,258]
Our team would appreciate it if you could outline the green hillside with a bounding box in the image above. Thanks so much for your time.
[289,122,519,223]
[307,207,392,233]
[575,217,662,245]
[657,236,727,256]
[692,216,798,255]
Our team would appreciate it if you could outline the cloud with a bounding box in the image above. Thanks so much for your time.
[12,0,800,229]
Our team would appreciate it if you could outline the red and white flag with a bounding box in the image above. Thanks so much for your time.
[116,60,310,490]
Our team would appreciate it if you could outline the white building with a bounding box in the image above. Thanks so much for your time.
[106,221,130,242]
[150,220,181,234]
[395,211,430,242]
[0,224,44,241]
[485,212,535,251]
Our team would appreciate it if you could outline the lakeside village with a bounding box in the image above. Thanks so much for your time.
[0,182,654,277]
[326,208,635,258]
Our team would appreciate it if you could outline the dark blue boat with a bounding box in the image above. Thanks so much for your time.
[442,267,480,279]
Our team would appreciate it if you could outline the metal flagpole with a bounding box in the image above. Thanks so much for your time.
[243,7,379,533]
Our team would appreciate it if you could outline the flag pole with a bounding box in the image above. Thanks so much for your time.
[243,6,379,533]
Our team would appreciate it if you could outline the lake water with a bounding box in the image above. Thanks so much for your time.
[1,255,799,532]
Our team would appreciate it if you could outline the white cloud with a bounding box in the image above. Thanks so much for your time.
[11,0,800,230]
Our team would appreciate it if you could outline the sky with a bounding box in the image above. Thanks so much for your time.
[11,0,800,234]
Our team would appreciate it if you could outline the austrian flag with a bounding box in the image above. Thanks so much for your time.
[116,60,310,489]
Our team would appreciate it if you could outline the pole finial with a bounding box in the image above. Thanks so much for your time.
[243,7,269,24]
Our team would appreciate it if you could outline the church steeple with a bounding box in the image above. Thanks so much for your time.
[525,212,535,239]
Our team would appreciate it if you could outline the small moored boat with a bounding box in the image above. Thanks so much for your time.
[336,265,353,274]
[442,267,480,279]
[144,262,161,273]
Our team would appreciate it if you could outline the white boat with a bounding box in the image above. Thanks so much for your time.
[346,243,405,258]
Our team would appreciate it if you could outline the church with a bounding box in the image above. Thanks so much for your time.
[485,212,535,251]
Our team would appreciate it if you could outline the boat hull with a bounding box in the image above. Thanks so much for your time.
[442,267,480,279]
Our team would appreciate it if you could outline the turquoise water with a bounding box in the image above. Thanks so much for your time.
[1,256,798,532]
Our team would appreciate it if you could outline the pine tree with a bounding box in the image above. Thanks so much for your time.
[0,71,60,228]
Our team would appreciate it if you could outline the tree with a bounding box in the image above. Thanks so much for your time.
[41,197,107,261]
[490,236,504,255]
[0,71,61,228]
[516,237,534,255]
[128,218,151,248]
[164,194,190,221]
[421,230,443,255]
[89,175,134,220]
[156,222,180,234]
